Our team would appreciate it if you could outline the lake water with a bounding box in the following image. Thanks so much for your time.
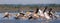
[0,13,60,23]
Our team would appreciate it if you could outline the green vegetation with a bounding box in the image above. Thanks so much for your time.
[0,4,60,13]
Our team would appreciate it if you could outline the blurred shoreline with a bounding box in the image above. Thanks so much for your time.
[0,4,60,13]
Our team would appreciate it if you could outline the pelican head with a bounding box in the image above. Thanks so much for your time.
[5,12,9,15]
[49,8,52,11]
[17,13,20,15]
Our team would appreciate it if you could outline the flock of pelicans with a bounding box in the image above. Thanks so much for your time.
[2,7,59,20]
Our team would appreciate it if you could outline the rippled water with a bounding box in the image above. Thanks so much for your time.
[0,13,60,23]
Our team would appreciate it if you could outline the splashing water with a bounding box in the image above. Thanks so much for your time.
[0,13,60,23]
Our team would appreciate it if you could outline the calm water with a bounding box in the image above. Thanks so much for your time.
[0,13,60,23]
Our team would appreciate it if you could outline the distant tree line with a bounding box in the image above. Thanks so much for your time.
[0,4,60,8]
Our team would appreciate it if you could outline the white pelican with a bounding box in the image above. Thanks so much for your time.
[14,13,20,19]
[28,8,41,20]
[3,12,10,19]
[47,8,57,20]
[15,12,28,20]
[38,8,51,20]
[44,11,51,20]
[38,9,45,17]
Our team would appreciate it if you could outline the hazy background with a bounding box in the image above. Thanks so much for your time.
[0,0,60,4]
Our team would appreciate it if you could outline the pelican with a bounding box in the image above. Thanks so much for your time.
[3,12,10,19]
[21,11,33,20]
[44,11,51,20]
[43,7,51,20]
[47,8,57,20]
[19,12,31,20]
[43,8,57,20]
[38,7,51,20]
[38,9,45,18]
[14,13,20,19]
[28,8,40,20]
[15,12,29,20]
[25,11,32,16]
